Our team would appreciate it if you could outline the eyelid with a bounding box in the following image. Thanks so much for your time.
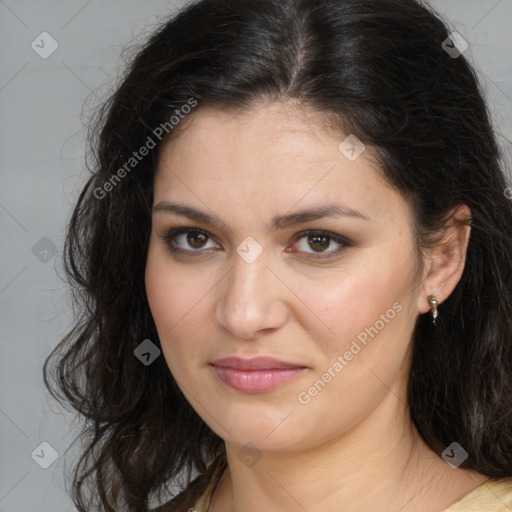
[159,227,221,255]
[288,229,351,259]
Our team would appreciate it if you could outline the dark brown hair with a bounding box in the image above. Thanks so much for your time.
[44,0,512,510]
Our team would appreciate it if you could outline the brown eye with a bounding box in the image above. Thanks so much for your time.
[162,227,219,255]
[291,230,351,260]
[308,234,331,252]
[187,231,208,248]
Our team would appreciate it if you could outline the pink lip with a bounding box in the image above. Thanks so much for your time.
[211,357,307,393]
[212,356,305,370]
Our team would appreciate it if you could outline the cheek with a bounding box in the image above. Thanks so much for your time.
[145,236,203,329]
[292,266,405,339]
[145,244,193,345]
[145,266,178,334]
[145,258,191,386]
[144,243,218,374]
[289,249,416,378]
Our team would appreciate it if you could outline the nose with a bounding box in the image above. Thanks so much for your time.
[215,250,289,339]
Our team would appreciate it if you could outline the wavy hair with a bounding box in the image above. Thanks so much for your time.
[43,0,512,510]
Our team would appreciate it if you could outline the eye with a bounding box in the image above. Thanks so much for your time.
[160,227,351,260]
[288,230,350,259]
[161,227,220,255]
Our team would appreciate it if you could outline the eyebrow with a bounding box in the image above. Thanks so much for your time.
[152,201,371,231]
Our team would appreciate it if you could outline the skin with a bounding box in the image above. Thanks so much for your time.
[145,101,487,512]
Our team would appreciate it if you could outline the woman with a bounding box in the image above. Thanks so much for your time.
[43,0,512,510]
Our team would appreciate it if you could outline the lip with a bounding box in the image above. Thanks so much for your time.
[211,356,306,370]
[211,357,307,393]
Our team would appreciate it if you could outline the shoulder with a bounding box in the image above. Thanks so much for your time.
[151,453,228,512]
[441,477,512,511]
[150,474,212,512]
[191,452,228,512]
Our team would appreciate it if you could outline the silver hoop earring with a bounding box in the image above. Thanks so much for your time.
[427,295,438,325]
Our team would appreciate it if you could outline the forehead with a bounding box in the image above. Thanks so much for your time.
[162,102,348,164]
[153,102,408,227]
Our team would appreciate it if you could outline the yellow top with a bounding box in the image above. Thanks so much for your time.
[192,467,512,512]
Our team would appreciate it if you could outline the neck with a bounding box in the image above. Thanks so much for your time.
[211,390,487,512]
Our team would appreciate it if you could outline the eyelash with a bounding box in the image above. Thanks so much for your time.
[159,227,351,261]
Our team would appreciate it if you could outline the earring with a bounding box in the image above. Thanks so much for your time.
[427,295,438,325]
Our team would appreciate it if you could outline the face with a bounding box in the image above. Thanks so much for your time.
[145,102,424,452]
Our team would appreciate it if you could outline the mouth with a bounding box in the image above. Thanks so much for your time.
[210,356,307,393]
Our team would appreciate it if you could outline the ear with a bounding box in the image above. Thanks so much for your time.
[417,204,472,315]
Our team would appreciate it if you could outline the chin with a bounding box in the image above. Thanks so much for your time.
[205,402,304,450]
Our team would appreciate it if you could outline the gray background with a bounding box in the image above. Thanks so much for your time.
[1,1,511,510]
